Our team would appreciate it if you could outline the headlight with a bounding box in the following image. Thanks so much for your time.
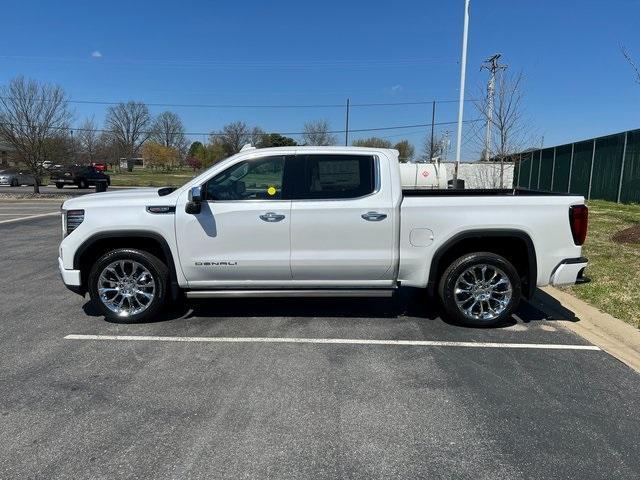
[64,209,85,236]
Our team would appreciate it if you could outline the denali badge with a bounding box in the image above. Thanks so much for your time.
[195,261,238,266]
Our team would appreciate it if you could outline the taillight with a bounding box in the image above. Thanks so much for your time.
[569,205,588,246]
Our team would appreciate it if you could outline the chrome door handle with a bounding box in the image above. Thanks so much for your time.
[260,212,286,222]
[361,211,387,222]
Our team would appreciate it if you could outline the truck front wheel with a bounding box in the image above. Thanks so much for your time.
[88,248,169,323]
[438,252,521,327]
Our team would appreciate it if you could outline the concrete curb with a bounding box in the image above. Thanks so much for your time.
[533,286,640,373]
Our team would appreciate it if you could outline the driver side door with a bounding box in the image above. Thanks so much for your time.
[176,154,292,288]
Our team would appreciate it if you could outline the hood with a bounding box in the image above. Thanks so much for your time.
[62,188,177,210]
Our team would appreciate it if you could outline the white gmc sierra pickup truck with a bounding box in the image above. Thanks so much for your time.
[58,146,589,326]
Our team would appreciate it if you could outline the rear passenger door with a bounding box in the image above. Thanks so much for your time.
[289,153,395,284]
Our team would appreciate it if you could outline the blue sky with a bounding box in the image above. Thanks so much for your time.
[1,0,639,159]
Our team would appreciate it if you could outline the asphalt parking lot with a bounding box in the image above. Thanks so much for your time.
[1,210,639,479]
[0,199,61,223]
[0,184,131,195]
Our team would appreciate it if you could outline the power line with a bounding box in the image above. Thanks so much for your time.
[0,96,476,109]
[0,119,481,138]
[0,55,455,70]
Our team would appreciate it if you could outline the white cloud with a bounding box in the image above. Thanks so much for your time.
[91,50,103,58]
[390,84,403,93]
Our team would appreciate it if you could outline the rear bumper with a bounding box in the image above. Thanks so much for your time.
[58,257,83,293]
[550,257,590,286]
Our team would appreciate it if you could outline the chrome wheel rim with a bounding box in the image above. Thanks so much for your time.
[97,260,156,317]
[454,264,513,322]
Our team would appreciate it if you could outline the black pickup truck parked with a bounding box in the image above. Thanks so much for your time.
[50,165,111,190]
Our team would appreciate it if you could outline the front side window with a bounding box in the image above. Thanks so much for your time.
[297,154,375,199]
[205,155,285,201]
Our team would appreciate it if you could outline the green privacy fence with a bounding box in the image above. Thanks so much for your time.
[513,128,640,203]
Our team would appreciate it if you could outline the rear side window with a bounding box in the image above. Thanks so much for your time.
[293,154,375,199]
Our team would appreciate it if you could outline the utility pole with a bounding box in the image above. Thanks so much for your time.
[442,131,451,161]
[344,98,350,146]
[453,0,470,185]
[481,53,507,162]
[429,100,436,162]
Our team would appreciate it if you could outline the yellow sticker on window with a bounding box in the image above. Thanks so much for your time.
[267,186,277,196]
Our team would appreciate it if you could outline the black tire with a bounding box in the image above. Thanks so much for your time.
[10,179,18,187]
[78,179,88,189]
[55,183,64,189]
[88,248,169,323]
[438,252,521,327]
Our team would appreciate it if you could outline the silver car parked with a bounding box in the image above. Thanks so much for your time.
[0,169,39,187]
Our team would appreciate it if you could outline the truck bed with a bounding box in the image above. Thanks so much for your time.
[402,188,573,197]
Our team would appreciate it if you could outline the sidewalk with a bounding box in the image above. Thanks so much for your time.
[532,286,640,373]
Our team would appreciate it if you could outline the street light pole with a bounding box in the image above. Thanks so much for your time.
[453,0,471,184]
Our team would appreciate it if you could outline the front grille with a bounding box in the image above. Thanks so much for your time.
[65,209,84,235]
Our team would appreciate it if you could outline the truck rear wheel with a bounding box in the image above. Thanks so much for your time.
[88,248,169,323]
[438,252,521,327]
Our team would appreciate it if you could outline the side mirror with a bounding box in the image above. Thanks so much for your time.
[185,186,202,214]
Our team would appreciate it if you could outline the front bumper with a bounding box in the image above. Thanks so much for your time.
[550,257,590,286]
[58,256,82,288]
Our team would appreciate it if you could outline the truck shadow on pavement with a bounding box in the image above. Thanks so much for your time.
[81,287,579,329]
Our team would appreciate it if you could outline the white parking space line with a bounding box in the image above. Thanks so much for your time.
[64,334,601,351]
[0,212,59,224]
[0,202,64,205]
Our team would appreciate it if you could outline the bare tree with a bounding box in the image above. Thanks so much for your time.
[621,44,640,84]
[421,135,444,161]
[76,116,99,164]
[250,126,267,146]
[211,121,253,155]
[105,101,152,160]
[0,76,72,193]
[43,132,75,166]
[95,132,123,169]
[474,70,531,187]
[151,111,188,155]
[302,119,337,146]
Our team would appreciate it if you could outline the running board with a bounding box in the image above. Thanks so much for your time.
[185,289,395,299]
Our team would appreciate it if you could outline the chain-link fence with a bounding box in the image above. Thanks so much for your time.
[513,128,640,203]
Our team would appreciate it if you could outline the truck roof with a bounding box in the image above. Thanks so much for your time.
[239,144,400,158]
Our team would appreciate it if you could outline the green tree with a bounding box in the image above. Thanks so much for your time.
[142,141,179,170]
[394,139,415,163]
[258,133,297,148]
[203,141,227,167]
[352,137,392,148]
[188,141,206,160]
